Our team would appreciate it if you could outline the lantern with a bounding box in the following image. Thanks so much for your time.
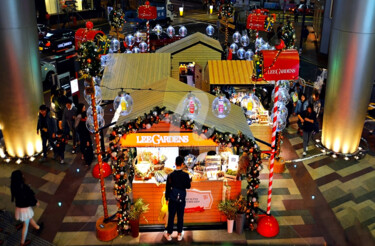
[212,95,231,119]
[113,91,133,116]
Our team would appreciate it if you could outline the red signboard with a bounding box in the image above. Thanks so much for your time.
[262,50,300,81]
[246,14,267,31]
[138,4,157,20]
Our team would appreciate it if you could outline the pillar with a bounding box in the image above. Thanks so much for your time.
[322,0,375,154]
[0,0,43,157]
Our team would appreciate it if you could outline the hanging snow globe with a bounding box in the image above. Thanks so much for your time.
[166,25,175,38]
[232,31,241,43]
[212,95,231,119]
[110,38,120,52]
[229,43,239,53]
[113,91,134,116]
[86,114,105,133]
[154,24,163,36]
[241,93,261,118]
[139,42,148,53]
[84,85,102,106]
[134,31,143,43]
[237,47,245,59]
[182,93,201,119]
[179,26,187,37]
[125,34,135,47]
[87,105,105,118]
[245,49,254,61]
[206,25,215,37]
[240,35,250,47]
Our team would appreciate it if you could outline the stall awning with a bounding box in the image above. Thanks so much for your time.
[116,77,254,139]
[206,60,268,85]
[101,53,171,100]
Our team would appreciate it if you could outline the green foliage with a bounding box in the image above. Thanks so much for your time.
[281,21,296,49]
[109,9,125,29]
[77,41,102,78]
[128,198,150,221]
[218,199,237,220]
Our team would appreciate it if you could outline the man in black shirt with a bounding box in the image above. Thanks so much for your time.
[37,105,56,161]
[164,156,191,242]
[298,105,316,156]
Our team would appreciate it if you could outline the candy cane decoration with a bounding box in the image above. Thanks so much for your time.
[147,20,150,52]
[267,81,279,215]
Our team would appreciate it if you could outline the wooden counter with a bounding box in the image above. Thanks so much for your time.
[133,179,241,225]
[250,123,272,151]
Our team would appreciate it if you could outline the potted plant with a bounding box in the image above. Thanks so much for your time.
[234,195,247,234]
[128,198,150,238]
[218,199,236,233]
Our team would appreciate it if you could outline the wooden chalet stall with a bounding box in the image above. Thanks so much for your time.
[115,77,254,225]
[204,60,272,151]
[156,33,223,89]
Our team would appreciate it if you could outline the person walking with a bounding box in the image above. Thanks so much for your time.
[75,105,93,166]
[11,170,44,246]
[54,120,68,164]
[62,99,78,154]
[37,105,56,161]
[294,93,309,134]
[298,105,316,156]
[164,156,191,242]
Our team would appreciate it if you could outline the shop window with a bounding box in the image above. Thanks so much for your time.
[179,62,196,87]
[45,0,93,14]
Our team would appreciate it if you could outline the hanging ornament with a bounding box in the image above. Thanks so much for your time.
[113,91,133,116]
[241,93,261,117]
[134,31,143,43]
[212,95,231,119]
[259,42,272,51]
[125,34,135,47]
[110,38,120,52]
[84,85,102,105]
[272,87,291,105]
[240,35,250,47]
[132,47,140,53]
[245,50,254,61]
[272,102,288,121]
[125,49,132,54]
[255,37,265,50]
[166,25,175,38]
[278,80,290,90]
[86,114,105,133]
[206,25,215,37]
[229,43,239,53]
[154,24,163,36]
[87,105,105,118]
[237,47,245,60]
[232,31,241,43]
[92,162,112,179]
[139,42,148,53]
[179,26,187,37]
[182,93,201,119]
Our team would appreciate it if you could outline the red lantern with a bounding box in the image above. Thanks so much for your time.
[86,21,94,30]
[92,162,112,179]
[87,58,91,64]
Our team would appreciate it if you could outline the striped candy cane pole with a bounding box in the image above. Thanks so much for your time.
[256,31,259,40]
[147,20,150,52]
[267,81,279,215]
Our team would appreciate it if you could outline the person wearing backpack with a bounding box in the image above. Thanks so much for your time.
[164,156,191,242]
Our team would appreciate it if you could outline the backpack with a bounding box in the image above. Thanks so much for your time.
[169,187,186,203]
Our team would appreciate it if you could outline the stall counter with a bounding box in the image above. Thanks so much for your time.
[133,179,241,225]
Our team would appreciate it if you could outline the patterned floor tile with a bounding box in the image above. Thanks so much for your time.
[276,216,305,226]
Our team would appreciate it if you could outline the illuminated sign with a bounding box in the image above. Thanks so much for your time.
[57,41,72,49]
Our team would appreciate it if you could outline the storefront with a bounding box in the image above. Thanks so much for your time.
[109,77,257,226]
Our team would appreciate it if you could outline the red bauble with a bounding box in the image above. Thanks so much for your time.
[92,162,112,179]
[86,21,94,30]
[87,58,92,64]
[257,215,279,237]
[275,39,285,50]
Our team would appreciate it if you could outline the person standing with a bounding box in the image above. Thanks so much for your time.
[37,105,56,161]
[11,170,44,246]
[294,93,309,134]
[75,106,93,166]
[164,156,191,242]
[62,99,78,154]
[298,105,316,156]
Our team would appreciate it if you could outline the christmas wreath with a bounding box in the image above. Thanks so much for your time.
[109,9,125,29]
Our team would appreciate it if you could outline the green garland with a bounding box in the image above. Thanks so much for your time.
[281,21,296,49]
[77,41,102,78]
[109,9,125,29]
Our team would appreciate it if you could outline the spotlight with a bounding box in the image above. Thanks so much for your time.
[58,202,62,207]
[5,158,11,163]
[311,195,315,199]
[76,168,80,173]
[358,147,363,151]
[354,156,359,160]
[29,156,35,162]
[344,156,349,161]
[315,139,320,143]
[321,149,326,153]
[16,159,22,165]
[332,154,337,159]
[315,144,320,148]
[294,164,297,168]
